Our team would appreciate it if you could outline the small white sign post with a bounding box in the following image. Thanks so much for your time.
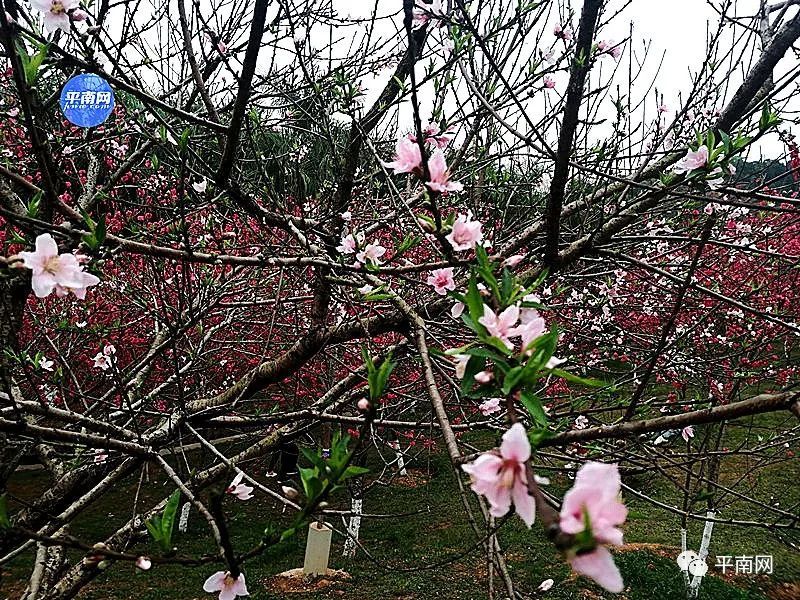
[389,440,408,476]
[342,498,363,558]
[303,521,333,576]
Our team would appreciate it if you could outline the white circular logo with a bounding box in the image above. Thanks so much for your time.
[688,558,709,577]
[677,550,698,571]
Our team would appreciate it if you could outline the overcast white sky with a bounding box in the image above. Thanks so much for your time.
[89,0,797,157]
[323,0,795,157]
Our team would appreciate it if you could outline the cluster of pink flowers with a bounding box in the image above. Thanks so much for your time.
[560,462,627,593]
[554,24,573,41]
[383,137,422,175]
[478,397,502,415]
[383,132,463,193]
[596,40,623,59]
[409,123,455,148]
[478,299,548,353]
[93,343,116,370]
[336,231,387,268]
[426,151,463,193]
[18,234,100,299]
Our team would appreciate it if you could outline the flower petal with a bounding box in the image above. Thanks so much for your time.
[512,479,535,527]
[203,571,227,593]
[570,547,624,593]
[499,423,530,463]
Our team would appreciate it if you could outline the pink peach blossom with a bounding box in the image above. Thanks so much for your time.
[410,123,456,148]
[681,426,694,442]
[462,423,535,526]
[412,0,445,29]
[31,0,79,33]
[673,145,708,174]
[19,234,100,299]
[502,255,524,267]
[356,242,386,266]
[93,352,112,370]
[337,234,357,254]
[426,267,456,295]
[478,305,520,348]
[383,137,422,174]
[511,308,546,351]
[569,548,623,594]
[446,213,483,251]
[479,397,502,415]
[453,354,470,379]
[474,370,494,384]
[560,462,627,593]
[426,150,463,193]
[543,76,556,89]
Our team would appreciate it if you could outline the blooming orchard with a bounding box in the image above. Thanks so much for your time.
[0,1,798,599]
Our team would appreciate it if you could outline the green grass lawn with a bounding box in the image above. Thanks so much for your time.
[1,424,798,600]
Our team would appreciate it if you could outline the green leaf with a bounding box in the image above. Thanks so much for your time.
[95,213,106,245]
[460,355,486,395]
[25,191,42,218]
[520,391,548,427]
[550,368,608,388]
[159,489,181,548]
[719,130,731,153]
[482,335,514,357]
[79,205,97,233]
[527,427,555,448]
[300,447,326,472]
[705,130,715,153]
[25,42,49,85]
[475,246,500,299]
[759,104,770,131]
[145,515,163,548]
[463,274,487,336]
[502,366,524,394]
[362,348,395,401]
[179,128,191,151]
[342,466,370,479]
[500,268,515,305]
